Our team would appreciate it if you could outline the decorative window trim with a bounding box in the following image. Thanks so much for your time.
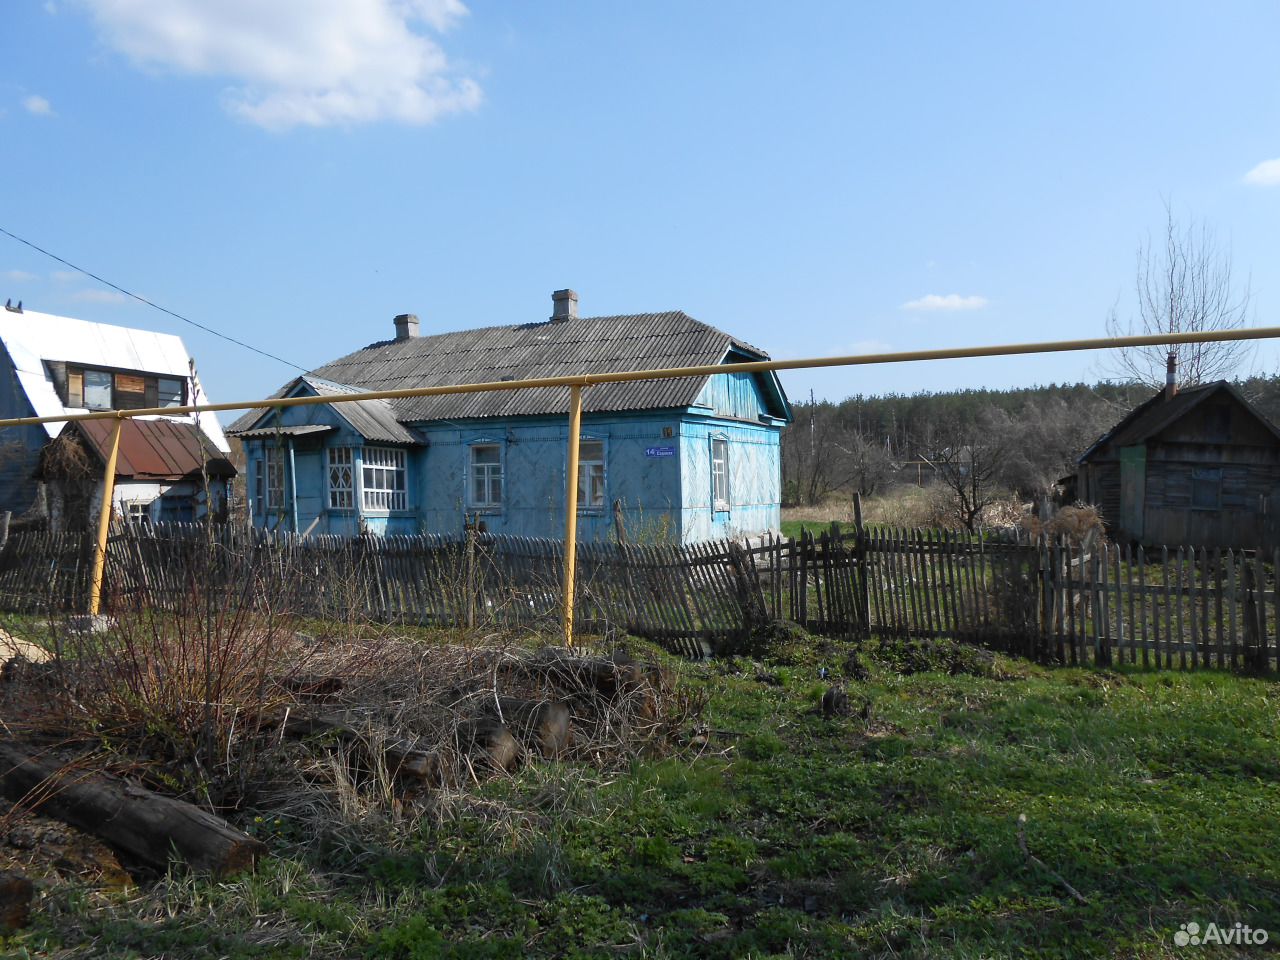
[576,437,607,513]
[327,446,355,510]
[711,435,730,512]
[467,441,504,511]
[362,446,408,512]
[258,444,285,512]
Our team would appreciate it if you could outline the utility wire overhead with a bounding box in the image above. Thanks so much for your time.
[0,225,307,373]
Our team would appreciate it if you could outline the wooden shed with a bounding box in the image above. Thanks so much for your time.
[1077,379,1280,549]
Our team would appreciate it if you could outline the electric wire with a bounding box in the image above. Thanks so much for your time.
[0,225,307,372]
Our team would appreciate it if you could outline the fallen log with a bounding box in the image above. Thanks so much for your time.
[455,719,519,773]
[0,871,33,932]
[0,743,264,878]
[484,696,571,759]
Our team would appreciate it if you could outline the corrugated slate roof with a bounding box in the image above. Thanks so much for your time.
[303,377,419,443]
[226,376,420,442]
[305,311,768,422]
[75,419,234,480]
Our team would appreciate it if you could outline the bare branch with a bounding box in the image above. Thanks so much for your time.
[1105,203,1253,387]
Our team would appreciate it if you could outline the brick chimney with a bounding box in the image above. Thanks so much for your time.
[1166,351,1177,400]
[550,289,578,322]
[393,313,420,341]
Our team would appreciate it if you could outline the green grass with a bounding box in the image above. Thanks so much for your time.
[8,638,1279,959]
[780,519,853,539]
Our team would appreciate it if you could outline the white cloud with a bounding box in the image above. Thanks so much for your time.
[22,95,53,116]
[70,289,128,304]
[2,270,36,282]
[50,270,79,283]
[1243,158,1280,186]
[78,0,481,130]
[900,294,989,312]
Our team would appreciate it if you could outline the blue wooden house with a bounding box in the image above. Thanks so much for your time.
[228,291,792,544]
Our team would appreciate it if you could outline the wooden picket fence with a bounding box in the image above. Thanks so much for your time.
[0,524,760,657]
[750,524,1278,669]
[0,521,1274,669]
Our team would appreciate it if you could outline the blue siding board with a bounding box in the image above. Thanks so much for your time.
[242,366,786,544]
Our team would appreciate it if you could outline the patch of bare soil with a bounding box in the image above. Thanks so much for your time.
[0,801,133,890]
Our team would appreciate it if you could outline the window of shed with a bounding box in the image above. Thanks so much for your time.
[1191,468,1221,510]
[711,437,730,509]
[362,447,407,511]
[469,444,503,509]
[157,378,184,407]
[83,370,113,410]
[577,440,605,510]
[327,447,355,509]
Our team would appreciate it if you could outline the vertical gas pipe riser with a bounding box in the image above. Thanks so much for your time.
[563,384,585,647]
[88,415,124,617]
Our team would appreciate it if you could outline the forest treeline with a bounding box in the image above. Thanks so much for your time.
[781,374,1280,527]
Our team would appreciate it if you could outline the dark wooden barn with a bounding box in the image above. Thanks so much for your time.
[1077,379,1280,549]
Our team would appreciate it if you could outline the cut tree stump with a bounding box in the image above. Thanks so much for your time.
[0,871,34,932]
[0,742,264,878]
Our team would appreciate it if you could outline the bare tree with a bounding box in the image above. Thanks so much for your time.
[1106,204,1253,387]
[926,408,1016,531]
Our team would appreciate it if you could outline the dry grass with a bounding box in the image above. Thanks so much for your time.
[785,485,1030,531]
[1021,502,1109,546]
[251,636,697,851]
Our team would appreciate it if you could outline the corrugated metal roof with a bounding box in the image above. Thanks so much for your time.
[0,307,229,450]
[75,419,234,480]
[304,311,767,422]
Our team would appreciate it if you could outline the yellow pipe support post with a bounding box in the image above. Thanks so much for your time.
[88,415,124,617]
[563,384,584,648]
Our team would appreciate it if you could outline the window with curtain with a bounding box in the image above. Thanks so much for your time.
[469,444,503,508]
[577,439,605,510]
[711,437,730,509]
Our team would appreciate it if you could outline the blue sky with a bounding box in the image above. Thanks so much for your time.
[3,1,1280,417]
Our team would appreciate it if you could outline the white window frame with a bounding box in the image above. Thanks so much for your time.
[327,447,355,510]
[468,442,504,510]
[258,444,285,512]
[361,446,407,512]
[711,436,730,511]
[576,438,606,512]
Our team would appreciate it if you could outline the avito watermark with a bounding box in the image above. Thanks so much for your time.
[1175,921,1268,947]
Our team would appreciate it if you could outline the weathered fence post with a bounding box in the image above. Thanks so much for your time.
[852,493,870,637]
[465,524,477,630]
[1243,559,1264,672]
